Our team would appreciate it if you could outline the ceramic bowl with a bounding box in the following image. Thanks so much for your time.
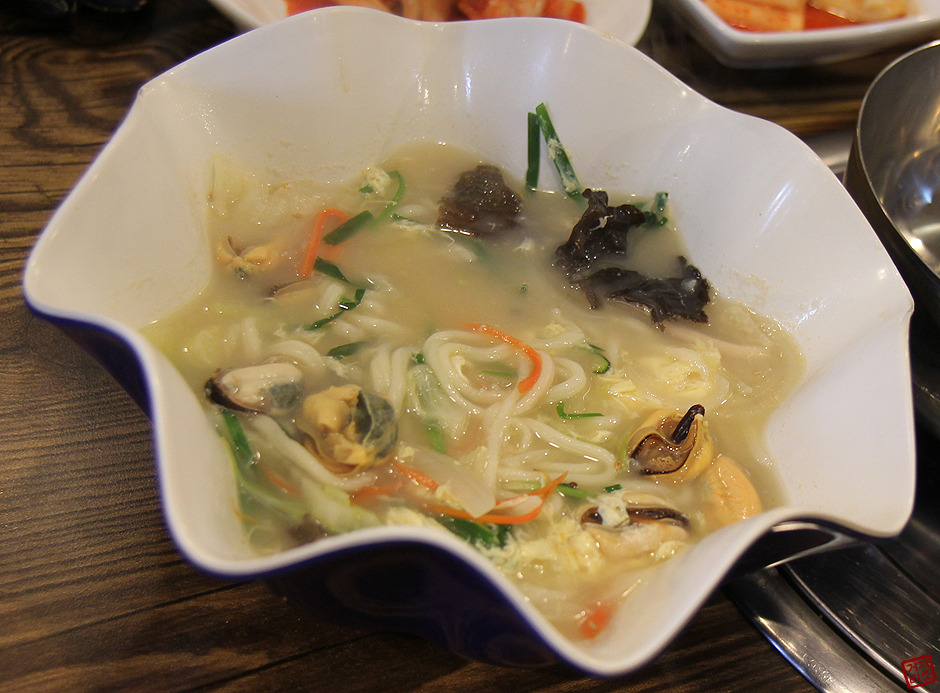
[23,8,916,675]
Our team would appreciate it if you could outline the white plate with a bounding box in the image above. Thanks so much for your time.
[208,0,652,45]
[662,0,940,67]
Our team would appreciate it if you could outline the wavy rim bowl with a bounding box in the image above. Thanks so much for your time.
[23,7,916,675]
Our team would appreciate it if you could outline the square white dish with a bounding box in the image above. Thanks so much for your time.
[662,0,940,67]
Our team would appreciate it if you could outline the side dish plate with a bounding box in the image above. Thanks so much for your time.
[662,0,940,67]
[206,0,652,45]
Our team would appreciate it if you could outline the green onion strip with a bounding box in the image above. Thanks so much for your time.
[323,170,407,246]
[220,408,306,523]
[586,343,611,374]
[304,287,366,331]
[525,111,541,191]
[323,210,374,245]
[556,401,603,419]
[374,170,406,224]
[534,103,582,199]
[327,341,367,359]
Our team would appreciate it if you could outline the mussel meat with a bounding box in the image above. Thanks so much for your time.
[580,492,690,560]
[626,404,713,481]
[297,384,398,474]
[700,455,762,527]
[206,362,304,416]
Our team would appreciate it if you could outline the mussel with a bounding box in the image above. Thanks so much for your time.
[580,492,690,560]
[700,455,762,527]
[626,404,713,482]
[206,362,304,416]
[297,384,398,474]
[216,236,279,277]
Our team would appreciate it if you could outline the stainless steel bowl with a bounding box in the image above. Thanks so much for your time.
[844,39,940,438]
[845,40,940,328]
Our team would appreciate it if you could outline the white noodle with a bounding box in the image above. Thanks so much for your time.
[513,417,619,485]
[245,414,375,492]
[501,445,619,487]
[367,345,414,415]
[450,347,512,398]
[369,346,392,396]
[510,349,554,416]
[268,339,328,380]
[422,330,492,415]
[545,357,587,402]
[521,418,617,466]
[328,319,366,341]
[347,313,409,339]
[481,387,522,488]
[387,346,414,415]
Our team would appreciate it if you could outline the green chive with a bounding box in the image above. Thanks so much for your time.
[655,191,668,212]
[338,288,366,311]
[305,315,334,331]
[303,288,366,330]
[327,341,367,359]
[526,111,541,191]
[644,191,670,227]
[586,343,611,374]
[324,210,374,245]
[374,170,406,224]
[221,408,254,474]
[219,408,308,526]
[437,516,511,548]
[556,401,603,419]
[313,257,351,283]
[557,483,593,499]
[534,103,582,199]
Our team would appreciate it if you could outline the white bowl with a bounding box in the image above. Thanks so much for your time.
[23,7,916,675]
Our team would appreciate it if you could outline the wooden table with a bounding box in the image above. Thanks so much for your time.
[0,2,927,690]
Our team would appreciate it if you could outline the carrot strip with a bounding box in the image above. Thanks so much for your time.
[231,496,257,524]
[527,472,568,500]
[299,207,348,278]
[578,600,614,639]
[434,472,564,522]
[393,461,439,490]
[467,323,543,393]
[349,481,404,506]
[424,500,544,525]
[260,466,300,496]
[395,465,563,525]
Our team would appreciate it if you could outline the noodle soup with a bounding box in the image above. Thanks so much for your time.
[145,142,803,639]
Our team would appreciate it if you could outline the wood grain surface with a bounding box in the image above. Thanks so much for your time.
[1,1,925,689]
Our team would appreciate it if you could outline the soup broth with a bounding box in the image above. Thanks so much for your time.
[145,142,804,640]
